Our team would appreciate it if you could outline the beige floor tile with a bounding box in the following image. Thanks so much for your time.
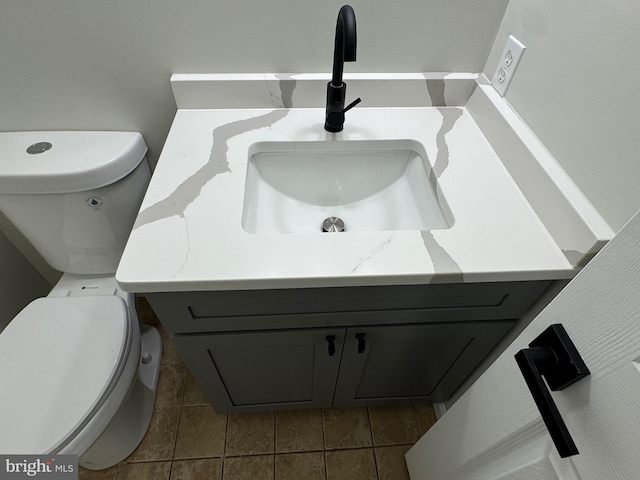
[322,407,372,450]
[375,445,412,480]
[413,404,437,436]
[223,455,274,480]
[275,409,324,453]
[78,465,119,480]
[368,405,420,446]
[118,462,171,480]
[170,458,223,480]
[155,362,188,408]
[182,371,210,406]
[174,405,227,459]
[325,449,377,480]
[275,452,325,480]
[126,407,181,462]
[225,412,275,456]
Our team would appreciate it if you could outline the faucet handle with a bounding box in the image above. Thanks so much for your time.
[343,97,361,113]
[325,82,361,132]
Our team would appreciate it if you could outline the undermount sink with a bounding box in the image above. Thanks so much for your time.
[241,140,453,234]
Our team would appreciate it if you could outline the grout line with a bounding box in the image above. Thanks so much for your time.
[367,407,380,480]
[366,406,375,447]
[321,409,328,480]
[272,412,276,480]
[372,448,380,480]
[166,459,174,480]
[274,411,278,455]
[321,408,327,450]
[411,404,422,437]
[220,412,230,478]
[123,443,420,462]
[169,407,184,469]
[178,366,188,406]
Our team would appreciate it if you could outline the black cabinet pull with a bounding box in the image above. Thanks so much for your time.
[514,324,590,458]
[326,335,336,356]
[355,333,366,353]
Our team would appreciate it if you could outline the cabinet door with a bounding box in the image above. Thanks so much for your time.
[333,321,513,406]
[172,328,344,413]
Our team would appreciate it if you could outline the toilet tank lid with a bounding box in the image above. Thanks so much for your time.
[0,131,148,194]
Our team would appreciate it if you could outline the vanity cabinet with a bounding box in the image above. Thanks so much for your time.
[333,322,512,407]
[147,280,552,413]
[171,328,344,411]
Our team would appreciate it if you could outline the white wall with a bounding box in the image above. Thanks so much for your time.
[484,0,640,231]
[0,0,508,167]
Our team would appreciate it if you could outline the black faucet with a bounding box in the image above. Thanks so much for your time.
[324,5,361,132]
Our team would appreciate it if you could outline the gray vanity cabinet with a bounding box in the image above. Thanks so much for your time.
[333,322,512,406]
[171,320,512,413]
[171,328,344,413]
[147,280,552,413]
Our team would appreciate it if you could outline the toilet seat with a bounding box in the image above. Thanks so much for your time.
[0,295,133,454]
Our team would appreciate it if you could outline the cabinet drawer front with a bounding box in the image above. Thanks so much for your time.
[148,281,551,333]
[333,321,513,406]
[172,329,344,413]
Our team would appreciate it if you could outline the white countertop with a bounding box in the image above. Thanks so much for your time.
[116,74,608,293]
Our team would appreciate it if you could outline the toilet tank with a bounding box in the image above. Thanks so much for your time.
[0,132,150,275]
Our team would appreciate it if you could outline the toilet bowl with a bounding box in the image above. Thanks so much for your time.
[0,132,161,469]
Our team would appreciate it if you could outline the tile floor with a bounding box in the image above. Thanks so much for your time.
[78,297,437,480]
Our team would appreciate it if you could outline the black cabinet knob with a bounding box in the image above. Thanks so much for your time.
[326,335,336,356]
[355,333,366,353]
[514,324,590,458]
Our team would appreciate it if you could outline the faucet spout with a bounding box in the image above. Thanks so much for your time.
[325,5,360,133]
[331,5,357,87]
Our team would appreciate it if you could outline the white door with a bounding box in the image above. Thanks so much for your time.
[406,210,640,480]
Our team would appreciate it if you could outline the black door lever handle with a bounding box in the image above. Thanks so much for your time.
[514,324,590,458]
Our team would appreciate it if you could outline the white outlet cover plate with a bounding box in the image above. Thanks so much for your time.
[491,35,526,97]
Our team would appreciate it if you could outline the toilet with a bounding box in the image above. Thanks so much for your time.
[0,131,161,470]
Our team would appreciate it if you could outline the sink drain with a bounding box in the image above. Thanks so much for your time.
[322,217,345,233]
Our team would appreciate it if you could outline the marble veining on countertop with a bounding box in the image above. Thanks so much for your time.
[116,74,599,293]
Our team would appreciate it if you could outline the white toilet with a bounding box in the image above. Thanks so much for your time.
[0,131,162,470]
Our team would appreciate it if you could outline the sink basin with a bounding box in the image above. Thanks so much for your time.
[241,140,453,234]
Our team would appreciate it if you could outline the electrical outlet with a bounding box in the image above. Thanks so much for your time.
[491,35,526,96]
